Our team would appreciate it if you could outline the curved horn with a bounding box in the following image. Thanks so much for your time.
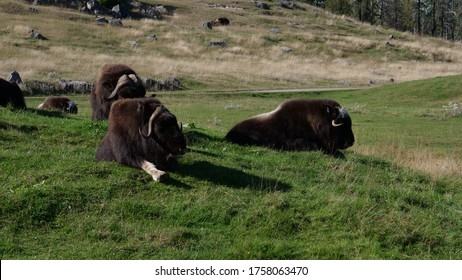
[139,106,164,138]
[105,74,131,100]
[331,107,348,127]
[332,120,344,127]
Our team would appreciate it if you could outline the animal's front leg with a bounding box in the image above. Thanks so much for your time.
[141,160,168,182]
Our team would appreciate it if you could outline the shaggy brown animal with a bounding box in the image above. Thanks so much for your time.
[226,99,355,157]
[212,17,230,26]
[90,64,146,120]
[96,98,186,182]
[38,96,78,114]
[0,78,26,109]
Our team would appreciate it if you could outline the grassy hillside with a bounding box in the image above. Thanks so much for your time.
[1,0,462,90]
[1,75,461,259]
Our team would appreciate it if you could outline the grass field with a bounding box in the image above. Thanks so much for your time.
[1,75,461,259]
[2,0,462,90]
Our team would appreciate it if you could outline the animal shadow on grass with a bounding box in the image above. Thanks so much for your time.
[178,161,292,192]
[0,120,39,133]
[180,129,291,191]
[26,108,67,118]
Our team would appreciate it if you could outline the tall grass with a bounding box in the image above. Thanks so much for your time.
[1,0,461,260]
[2,0,462,90]
[1,81,461,259]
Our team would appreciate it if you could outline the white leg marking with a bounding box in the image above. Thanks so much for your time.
[141,160,168,182]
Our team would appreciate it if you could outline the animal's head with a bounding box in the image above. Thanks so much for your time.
[325,104,355,151]
[139,105,186,158]
[67,101,78,114]
[105,74,146,101]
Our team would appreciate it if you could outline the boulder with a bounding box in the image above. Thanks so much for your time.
[8,71,22,84]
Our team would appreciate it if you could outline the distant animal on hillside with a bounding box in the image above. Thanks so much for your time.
[90,64,146,120]
[96,98,186,182]
[38,96,78,114]
[0,78,27,109]
[212,17,230,26]
[226,99,355,157]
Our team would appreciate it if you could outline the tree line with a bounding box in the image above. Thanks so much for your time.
[303,0,462,40]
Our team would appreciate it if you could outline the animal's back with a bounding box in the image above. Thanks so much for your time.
[0,78,26,109]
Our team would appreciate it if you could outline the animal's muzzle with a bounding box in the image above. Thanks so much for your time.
[171,148,186,158]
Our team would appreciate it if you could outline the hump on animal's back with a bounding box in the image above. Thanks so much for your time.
[90,63,146,120]
[226,98,354,157]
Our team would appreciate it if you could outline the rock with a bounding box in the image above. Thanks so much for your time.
[147,34,158,41]
[95,16,108,24]
[203,21,213,30]
[30,29,48,40]
[108,19,123,26]
[8,71,22,84]
[208,41,227,47]
[281,46,292,52]
[126,40,139,47]
[253,1,270,10]
[57,80,93,94]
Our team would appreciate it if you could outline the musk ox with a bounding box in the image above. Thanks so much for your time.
[90,64,146,120]
[226,99,355,157]
[38,96,78,114]
[212,17,230,26]
[0,78,26,109]
[96,98,186,182]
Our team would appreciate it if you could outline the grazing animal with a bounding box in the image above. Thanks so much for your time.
[90,64,146,120]
[212,17,230,26]
[96,98,186,182]
[0,78,26,109]
[226,99,355,157]
[38,96,78,114]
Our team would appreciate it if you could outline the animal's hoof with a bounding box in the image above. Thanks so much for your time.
[153,172,169,182]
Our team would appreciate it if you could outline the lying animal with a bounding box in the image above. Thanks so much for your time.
[90,64,146,120]
[38,96,78,114]
[226,99,355,157]
[96,98,186,182]
[0,78,26,109]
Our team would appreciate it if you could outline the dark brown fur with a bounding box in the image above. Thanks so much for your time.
[96,98,186,179]
[38,96,77,114]
[0,78,26,109]
[212,17,230,26]
[226,99,355,157]
[90,64,146,120]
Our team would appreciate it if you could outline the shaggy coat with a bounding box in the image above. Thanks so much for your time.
[0,78,26,109]
[38,96,78,114]
[226,99,355,157]
[90,64,146,120]
[96,98,186,182]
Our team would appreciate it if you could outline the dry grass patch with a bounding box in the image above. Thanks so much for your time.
[354,144,462,179]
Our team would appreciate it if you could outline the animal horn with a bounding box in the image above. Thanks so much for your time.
[129,74,144,89]
[139,106,164,138]
[105,74,130,100]
[332,120,344,127]
[331,107,347,127]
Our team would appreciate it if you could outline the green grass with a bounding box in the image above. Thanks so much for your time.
[1,76,461,259]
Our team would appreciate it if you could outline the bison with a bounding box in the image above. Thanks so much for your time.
[38,96,78,114]
[225,99,355,158]
[0,78,26,109]
[90,64,146,120]
[96,98,186,182]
